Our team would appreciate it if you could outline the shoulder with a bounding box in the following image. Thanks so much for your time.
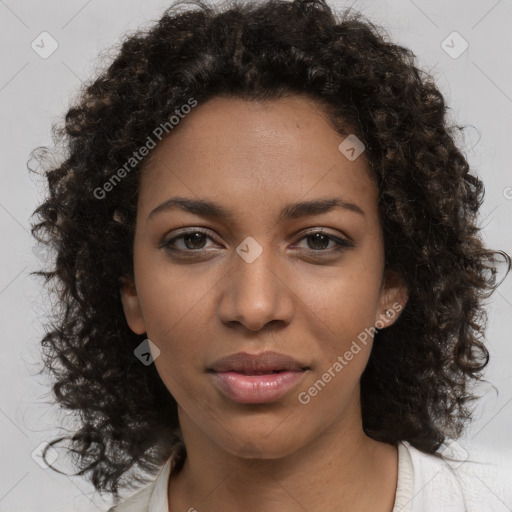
[402,439,512,512]
[108,482,155,512]
[108,457,173,512]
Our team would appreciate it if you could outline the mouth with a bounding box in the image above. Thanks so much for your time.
[207,351,310,404]
[209,370,308,404]
[207,351,309,374]
[209,369,306,375]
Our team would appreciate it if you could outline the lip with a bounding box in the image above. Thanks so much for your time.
[210,370,307,404]
[208,351,309,373]
[207,351,310,404]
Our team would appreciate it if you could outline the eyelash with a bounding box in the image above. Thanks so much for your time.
[160,228,354,257]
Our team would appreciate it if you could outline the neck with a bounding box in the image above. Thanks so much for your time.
[168,403,398,512]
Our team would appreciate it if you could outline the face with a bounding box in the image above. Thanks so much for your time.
[120,95,408,460]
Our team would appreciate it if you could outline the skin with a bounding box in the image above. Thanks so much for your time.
[120,95,409,512]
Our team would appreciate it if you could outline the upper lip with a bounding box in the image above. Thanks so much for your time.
[208,351,309,373]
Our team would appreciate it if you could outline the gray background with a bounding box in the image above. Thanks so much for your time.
[1,0,511,510]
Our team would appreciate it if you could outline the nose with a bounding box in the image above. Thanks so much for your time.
[217,245,295,332]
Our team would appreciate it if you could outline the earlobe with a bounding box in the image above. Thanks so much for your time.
[375,269,409,329]
[119,276,146,335]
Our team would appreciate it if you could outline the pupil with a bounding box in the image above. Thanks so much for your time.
[184,233,206,250]
[308,233,329,250]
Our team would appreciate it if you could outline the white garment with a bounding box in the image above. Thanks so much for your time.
[108,440,512,512]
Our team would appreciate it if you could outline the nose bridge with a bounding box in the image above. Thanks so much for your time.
[218,237,294,330]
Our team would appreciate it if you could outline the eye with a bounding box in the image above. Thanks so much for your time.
[293,230,354,255]
[162,229,217,253]
[160,228,354,257]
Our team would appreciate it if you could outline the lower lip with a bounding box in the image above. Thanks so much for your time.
[211,370,307,404]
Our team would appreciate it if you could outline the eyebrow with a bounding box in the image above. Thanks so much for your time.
[148,196,365,223]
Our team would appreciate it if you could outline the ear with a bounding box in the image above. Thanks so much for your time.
[374,268,409,329]
[119,275,146,335]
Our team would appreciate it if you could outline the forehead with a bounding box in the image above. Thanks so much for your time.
[137,95,378,224]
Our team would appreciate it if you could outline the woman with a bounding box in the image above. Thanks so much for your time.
[29,0,512,510]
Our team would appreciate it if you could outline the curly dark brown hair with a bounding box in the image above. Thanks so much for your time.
[29,0,511,500]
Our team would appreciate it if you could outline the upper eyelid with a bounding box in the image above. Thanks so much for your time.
[165,227,215,242]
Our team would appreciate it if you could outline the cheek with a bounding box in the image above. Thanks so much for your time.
[134,243,217,337]
[133,254,216,392]
[296,257,382,332]
[139,282,211,412]
[290,258,383,386]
